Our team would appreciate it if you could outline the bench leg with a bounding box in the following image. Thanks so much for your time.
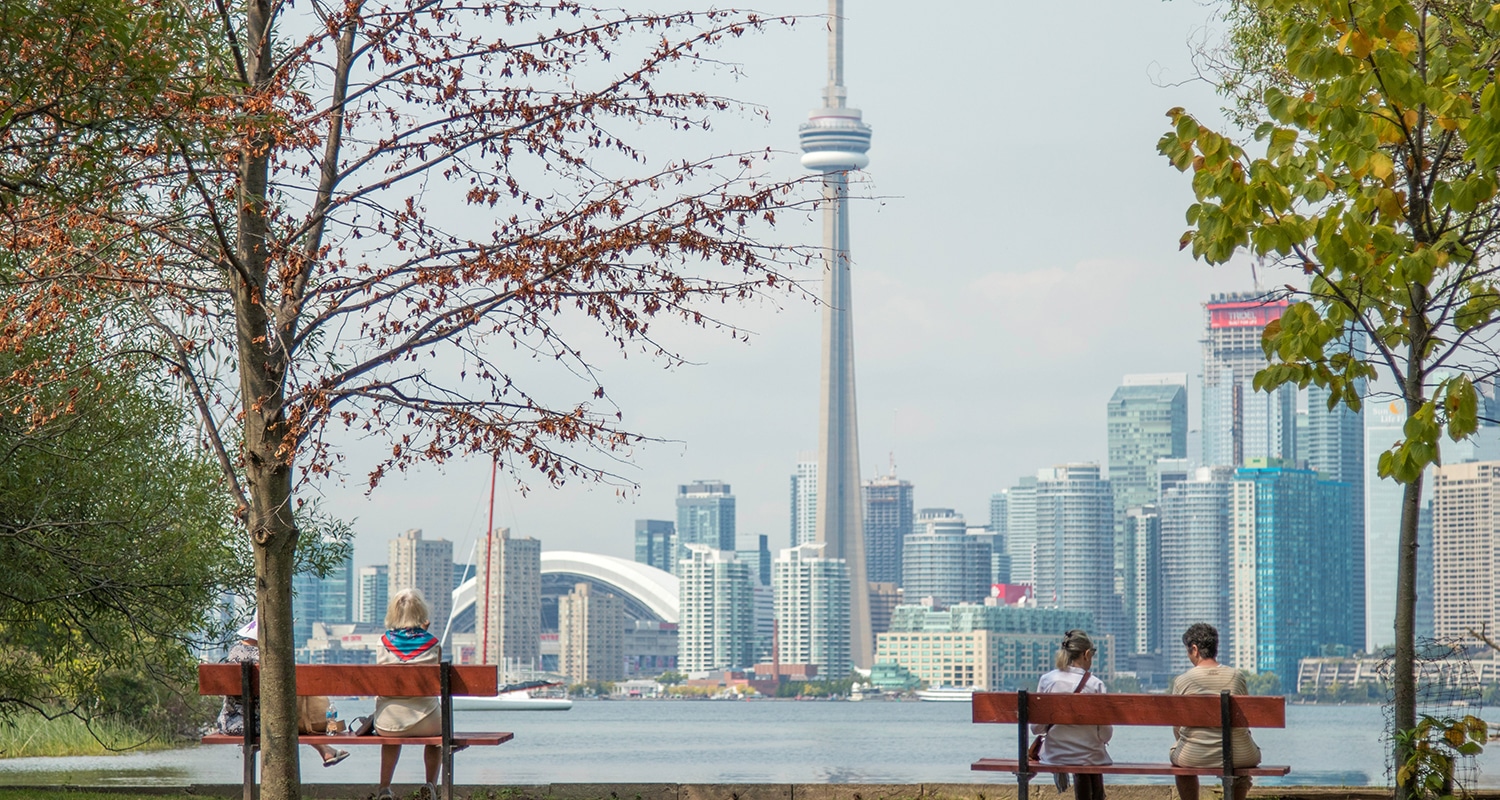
[441,660,454,800]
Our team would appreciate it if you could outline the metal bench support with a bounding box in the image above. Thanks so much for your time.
[1017,689,1030,800]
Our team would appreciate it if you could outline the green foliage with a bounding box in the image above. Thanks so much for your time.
[566,680,616,697]
[655,670,687,686]
[1396,714,1487,799]
[1299,679,1387,703]
[0,332,237,727]
[1107,674,1142,693]
[772,678,855,698]
[1244,670,1283,696]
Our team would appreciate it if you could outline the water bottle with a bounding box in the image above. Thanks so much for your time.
[325,702,339,735]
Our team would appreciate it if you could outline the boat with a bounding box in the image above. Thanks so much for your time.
[916,686,975,703]
[452,679,573,711]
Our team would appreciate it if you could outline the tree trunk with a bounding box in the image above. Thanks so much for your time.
[235,1,300,797]
[1393,472,1422,800]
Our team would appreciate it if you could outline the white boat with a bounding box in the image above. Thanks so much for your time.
[916,686,975,702]
[452,680,574,711]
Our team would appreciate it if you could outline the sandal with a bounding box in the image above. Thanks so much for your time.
[321,749,349,767]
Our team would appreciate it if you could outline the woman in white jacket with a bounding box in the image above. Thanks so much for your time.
[1033,629,1111,800]
[373,588,443,800]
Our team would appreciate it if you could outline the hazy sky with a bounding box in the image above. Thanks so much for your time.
[315,1,1265,572]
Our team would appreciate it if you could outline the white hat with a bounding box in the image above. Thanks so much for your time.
[236,618,258,641]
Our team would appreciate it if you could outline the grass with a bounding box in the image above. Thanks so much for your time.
[0,712,180,759]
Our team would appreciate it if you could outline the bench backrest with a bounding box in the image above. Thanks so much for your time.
[972,692,1285,728]
[198,663,499,698]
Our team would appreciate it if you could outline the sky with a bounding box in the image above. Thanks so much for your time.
[314,0,1266,572]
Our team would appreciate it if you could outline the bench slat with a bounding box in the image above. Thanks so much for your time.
[972,692,1285,728]
[198,664,499,697]
[202,733,513,747]
[971,759,1291,777]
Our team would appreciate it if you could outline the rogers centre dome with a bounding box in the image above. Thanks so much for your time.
[447,550,679,634]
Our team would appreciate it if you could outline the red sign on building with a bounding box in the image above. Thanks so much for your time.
[1208,299,1288,329]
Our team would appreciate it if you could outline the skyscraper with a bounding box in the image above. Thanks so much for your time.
[1430,461,1500,642]
[1303,381,1366,654]
[355,564,389,625]
[1122,505,1162,658]
[790,459,818,547]
[1160,466,1234,675]
[1006,476,1039,585]
[475,526,541,671]
[736,533,772,586]
[801,0,874,668]
[388,528,453,638]
[559,583,624,684]
[902,510,991,608]
[863,471,913,585]
[1229,461,1357,681]
[1107,373,1188,655]
[634,519,675,574]
[676,545,755,672]
[773,543,852,679]
[292,549,352,650]
[1201,293,1294,468]
[676,480,736,558]
[1365,399,1406,652]
[1033,464,1118,640]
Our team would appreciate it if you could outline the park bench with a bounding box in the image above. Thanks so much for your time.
[199,662,514,800]
[970,691,1290,800]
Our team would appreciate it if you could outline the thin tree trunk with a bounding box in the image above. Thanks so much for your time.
[235,0,301,797]
[1393,305,1429,800]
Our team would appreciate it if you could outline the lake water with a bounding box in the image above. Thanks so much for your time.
[2,699,1498,788]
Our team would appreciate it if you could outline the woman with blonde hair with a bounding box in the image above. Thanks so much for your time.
[1032,629,1111,800]
[373,588,443,800]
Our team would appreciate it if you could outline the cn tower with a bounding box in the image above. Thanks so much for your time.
[800,0,873,668]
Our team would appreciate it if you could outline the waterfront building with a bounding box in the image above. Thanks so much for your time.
[1201,293,1294,469]
[773,543,852,679]
[677,545,755,672]
[634,520,676,574]
[874,603,1102,689]
[676,481,736,569]
[559,582,624,683]
[736,533,772,587]
[902,509,990,607]
[1431,461,1500,643]
[1302,381,1366,655]
[293,548,353,649]
[1160,466,1234,675]
[801,0,875,667]
[475,526,542,672]
[1229,461,1357,682]
[791,459,818,547]
[1005,477,1038,585]
[1122,505,1162,659]
[869,582,900,636]
[355,564,388,625]
[751,581,775,663]
[1107,373,1187,654]
[388,528,453,639]
[1033,464,1119,641]
[863,471,914,586]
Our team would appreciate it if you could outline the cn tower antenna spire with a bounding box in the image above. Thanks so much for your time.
[799,0,872,670]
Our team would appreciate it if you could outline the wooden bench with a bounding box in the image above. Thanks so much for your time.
[971,691,1290,800]
[199,662,514,800]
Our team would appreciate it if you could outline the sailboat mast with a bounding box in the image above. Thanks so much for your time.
[481,456,497,665]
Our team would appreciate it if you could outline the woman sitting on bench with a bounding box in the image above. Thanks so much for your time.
[1034,629,1111,800]
[373,588,444,800]
[1170,623,1262,800]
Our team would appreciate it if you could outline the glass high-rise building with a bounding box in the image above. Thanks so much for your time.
[901,510,990,607]
[736,533,772,586]
[1201,293,1294,469]
[634,519,675,574]
[1122,505,1162,657]
[293,549,353,650]
[1229,461,1357,682]
[355,564,389,625]
[1005,476,1038,585]
[676,545,755,672]
[1107,373,1187,655]
[989,491,1008,537]
[1302,381,1366,654]
[863,472,913,585]
[790,460,818,548]
[676,480,736,564]
[1160,466,1234,675]
[773,543,852,679]
[1034,464,1118,640]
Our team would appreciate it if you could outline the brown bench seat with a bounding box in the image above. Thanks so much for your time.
[199,662,513,800]
[970,690,1289,799]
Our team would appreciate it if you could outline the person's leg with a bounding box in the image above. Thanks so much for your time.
[423,743,441,784]
[1073,773,1103,800]
[1232,776,1252,800]
[379,744,401,788]
[1174,776,1199,800]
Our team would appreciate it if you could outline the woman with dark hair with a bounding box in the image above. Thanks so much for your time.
[1170,623,1262,800]
[1033,629,1111,800]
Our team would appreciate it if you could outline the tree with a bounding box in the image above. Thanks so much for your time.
[2,2,810,797]
[1159,3,1500,797]
[0,331,235,729]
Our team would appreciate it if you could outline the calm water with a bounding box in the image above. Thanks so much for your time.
[2,699,1498,787]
